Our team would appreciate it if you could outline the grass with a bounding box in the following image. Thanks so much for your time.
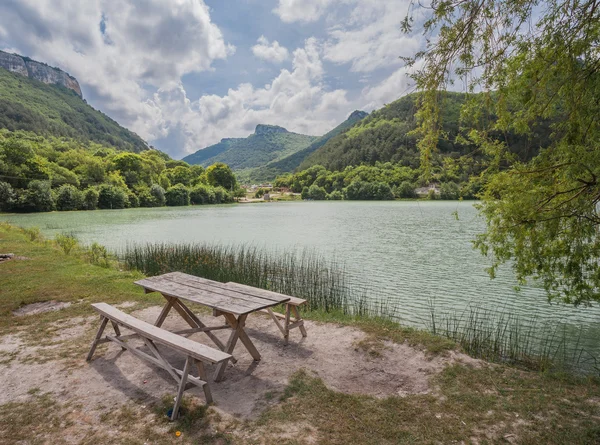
[2,223,600,444]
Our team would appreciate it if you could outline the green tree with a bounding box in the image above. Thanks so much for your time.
[165,184,190,206]
[440,182,460,200]
[150,184,166,207]
[98,184,129,209]
[307,184,327,200]
[0,181,15,211]
[326,190,344,200]
[206,162,237,190]
[406,0,600,304]
[394,181,416,198]
[81,187,99,210]
[15,180,54,212]
[55,184,84,211]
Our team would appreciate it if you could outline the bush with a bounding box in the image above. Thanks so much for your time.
[440,182,461,200]
[326,190,344,200]
[55,184,84,211]
[81,187,99,210]
[55,233,78,255]
[344,181,394,200]
[98,184,129,209]
[301,186,309,200]
[127,191,140,208]
[254,188,266,198]
[214,186,232,204]
[150,184,166,206]
[15,180,54,212]
[394,181,416,198]
[307,184,327,200]
[190,184,213,205]
[21,226,42,241]
[87,242,110,268]
[0,181,15,211]
[165,184,190,206]
[427,189,439,200]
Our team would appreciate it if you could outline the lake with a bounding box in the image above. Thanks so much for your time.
[3,201,600,366]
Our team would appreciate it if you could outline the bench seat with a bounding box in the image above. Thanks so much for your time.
[86,303,231,420]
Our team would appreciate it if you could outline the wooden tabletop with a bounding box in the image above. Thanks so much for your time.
[135,272,290,316]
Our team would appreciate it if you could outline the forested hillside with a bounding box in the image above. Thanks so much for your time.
[0,67,147,152]
[299,92,546,172]
[238,110,368,183]
[0,130,239,213]
[183,124,317,178]
[278,92,551,201]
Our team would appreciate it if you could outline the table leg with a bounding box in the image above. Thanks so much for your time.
[213,323,239,382]
[226,313,260,361]
[155,299,174,327]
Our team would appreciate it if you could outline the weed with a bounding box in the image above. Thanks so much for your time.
[55,233,78,255]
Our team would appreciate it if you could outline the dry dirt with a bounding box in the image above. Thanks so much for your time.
[0,303,480,434]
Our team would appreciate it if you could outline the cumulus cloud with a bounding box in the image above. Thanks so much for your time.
[147,38,350,158]
[251,36,289,63]
[0,0,233,145]
[323,0,419,73]
[273,0,339,23]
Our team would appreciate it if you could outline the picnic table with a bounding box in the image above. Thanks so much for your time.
[134,272,290,381]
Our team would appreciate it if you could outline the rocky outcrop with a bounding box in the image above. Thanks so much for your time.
[0,50,82,98]
[254,124,289,135]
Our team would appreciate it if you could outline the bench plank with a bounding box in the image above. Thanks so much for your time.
[225,282,307,306]
[91,303,230,364]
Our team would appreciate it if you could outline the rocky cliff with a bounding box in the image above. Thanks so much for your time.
[0,50,82,98]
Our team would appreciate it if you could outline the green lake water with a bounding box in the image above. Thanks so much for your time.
[3,201,600,368]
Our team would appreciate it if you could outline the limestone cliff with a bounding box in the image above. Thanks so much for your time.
[0,50,82,98]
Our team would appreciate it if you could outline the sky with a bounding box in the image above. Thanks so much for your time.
[0,0,425,159]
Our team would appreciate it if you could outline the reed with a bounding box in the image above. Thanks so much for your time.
[121,243,352,312]
[120,241,598,374]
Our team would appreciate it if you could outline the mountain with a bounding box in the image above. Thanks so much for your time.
[0,52,148,152]
[182,124,318,173]
[298,92,547,173]
[239,110,369,182]
[0,51,82,97]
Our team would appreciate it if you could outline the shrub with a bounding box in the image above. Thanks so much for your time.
[165,184,190,206]
[127,191,140,208]
[394,181,416,198]
[81,187,99,210]
[0,181,15,211]
[98,184,129,209]
[55,233,78,255]
[254,188,266,198]
[15,180,54,212]
[87,242,110,268]
[307,184,327,200]
[344,181,394,200]
[150,184,166,206]
[55,184,84,211]
[440,182,461,200]
[21,226,41,241]
[301,186,309,200]
[326,190,344,200]
[213,186,232,204]
[427,188,439,200]
[190,184,212,205]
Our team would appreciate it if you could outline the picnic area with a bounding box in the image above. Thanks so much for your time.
[2,225,600,444]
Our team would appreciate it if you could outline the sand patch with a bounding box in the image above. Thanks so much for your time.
[12,301,72,317]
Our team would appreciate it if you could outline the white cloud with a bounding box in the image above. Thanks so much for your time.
[361,61,422,110]
[273,0,339,23]
[147,38,350,158]
[323,0,419,73]
[0,0,233,145]
[251,36,289,63]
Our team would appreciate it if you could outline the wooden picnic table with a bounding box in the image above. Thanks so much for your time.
[134,271,290,381]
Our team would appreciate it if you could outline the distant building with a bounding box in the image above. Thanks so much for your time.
[263,193,271,201]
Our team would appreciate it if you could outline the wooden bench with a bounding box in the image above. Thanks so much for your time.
[225,283,308,345]
[86,303,231,420]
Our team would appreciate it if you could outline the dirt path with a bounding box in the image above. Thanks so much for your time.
[0,304,479,440]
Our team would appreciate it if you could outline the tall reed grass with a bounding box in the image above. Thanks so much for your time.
[122,243,352,312]
[121,241,598,374]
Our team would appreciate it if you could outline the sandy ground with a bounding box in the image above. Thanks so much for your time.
[0,304,479,426]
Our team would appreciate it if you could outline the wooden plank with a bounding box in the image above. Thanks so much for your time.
[86,316,109,361]
[225,282,304,305]
[91,303,231,364]
[196,360,213,404]
[293,305,308,337]
[135,277,271,315]
[171,357,191,420]
[104,335,208,389]
[165,272,287,305]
